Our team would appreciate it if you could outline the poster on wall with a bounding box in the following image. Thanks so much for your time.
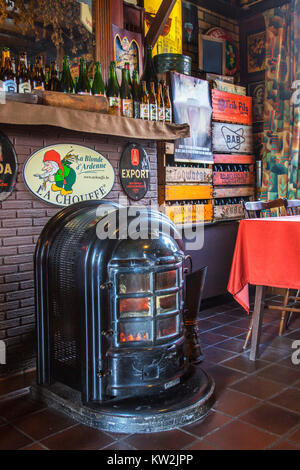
[112,25,143,83]
[23,144,115,207]
[170,72,213,163]
[144,0,182,56]
[0,131,18,201]
[119,143,150,201]
[247,31,266,73]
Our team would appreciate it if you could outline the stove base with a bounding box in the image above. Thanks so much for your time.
[30,366,215,434]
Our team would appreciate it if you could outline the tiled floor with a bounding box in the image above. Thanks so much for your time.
[0,295,299,450]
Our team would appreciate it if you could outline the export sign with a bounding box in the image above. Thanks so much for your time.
[0,131,18,201]
[23,144,115,206]
[119,143,150,201]
[212,90,253,125]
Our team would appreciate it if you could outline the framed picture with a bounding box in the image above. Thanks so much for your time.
[112,24,143,84]
[247,31,266,74]
[199,34,226,75]
[248,81,265,123]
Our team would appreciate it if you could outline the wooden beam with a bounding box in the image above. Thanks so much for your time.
[95,0,111,83]
[145,0,177,47]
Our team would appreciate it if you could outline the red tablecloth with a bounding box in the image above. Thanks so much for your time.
[227,215,300,313]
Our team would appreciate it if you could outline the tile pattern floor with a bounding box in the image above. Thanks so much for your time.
[0,295,299,450]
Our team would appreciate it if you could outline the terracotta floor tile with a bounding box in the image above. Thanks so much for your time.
[278,356,300,370]
[257,364,300,386]
[123,429,196,450]
[22,443,46,450]
[41,423,114,450]
[199,332,227,346]
[203,347,237,364]
[0,374,26,396]
[181,410,231,437]
[221,355,269,374]
[185,439,218,450]
[271,440,300,450]
[241,403,300,435]
[270,388,300,414]
[13,408,76,441]
[215,338,245,353]
[0,396,44,421]
[197,319,221,332]
[212,313,239,324]
[206,364,245,394]
[230,375,285,400]
[257,347,289,362]
[205,420,277,450]
[0,424,33,450]
[103,440,137,450]
[213,389,260,417]
[212,325,246,338]
[288,427,300,445]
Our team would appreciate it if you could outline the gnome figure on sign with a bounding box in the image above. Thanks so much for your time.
[35,149,77,195]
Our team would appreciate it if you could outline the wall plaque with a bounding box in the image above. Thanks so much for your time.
[119,143,150,201]
[0,131,18,201]
[23,144,115,207]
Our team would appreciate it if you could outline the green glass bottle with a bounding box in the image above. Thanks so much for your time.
[106,61,121,116]
[91,61,105,96]
[120,67,133,118]
[132,70,140,119]
[140,45,158,93]
[61,56,74,94]
[125,62,132,90]
[76,58,91,95]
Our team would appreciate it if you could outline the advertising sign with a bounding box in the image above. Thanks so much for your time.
[119,143,150,201]
[0,131,18,201]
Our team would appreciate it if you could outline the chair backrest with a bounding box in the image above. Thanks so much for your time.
[242,198,287,219]
[286,199,300,216]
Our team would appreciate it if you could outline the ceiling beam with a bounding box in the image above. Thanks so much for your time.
[145,0,177,47]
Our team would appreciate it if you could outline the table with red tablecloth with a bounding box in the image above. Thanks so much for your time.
[227,215,300,359]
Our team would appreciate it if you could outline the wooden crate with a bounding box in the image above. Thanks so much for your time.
[166,166,212,184]
[214,154,255,164]
[159,184,213,202]
[212,90,252,125]
[212,80,246,96]
[214,203,244,220]
[212,122,253,154]
[213,186,255,199]
[213,171,255,186]
[163,203,213,224]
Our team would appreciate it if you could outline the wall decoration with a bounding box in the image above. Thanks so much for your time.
[119,143,150,201]
[247,31,266,73]
[182,1,198,46]
[144,0,182,56]
[170,72,213,163]
[112,25,143,84]
[206,27,239,77]
[23,144,115,207]
[211,90,253,125]
[0,131,18,201]
[199,34,226,75]
[248,81,265,123]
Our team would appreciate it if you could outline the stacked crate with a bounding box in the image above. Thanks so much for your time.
[211,87,255,221]
[157,142,214,225]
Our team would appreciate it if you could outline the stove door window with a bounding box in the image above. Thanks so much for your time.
[157,316,178,339]
[156,293,177,315]
[119,297,151,319]
[119,321,152,344]
[155,270,177,291]
[118,273,150,295]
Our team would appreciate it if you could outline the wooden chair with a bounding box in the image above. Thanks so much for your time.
[242,198,289,350]
[286,199,300,215]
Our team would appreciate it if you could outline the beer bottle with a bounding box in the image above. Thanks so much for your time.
[32,56,45,90]
[106,61,121,116]
[125,62,132,90]
[163,81,172,123]
[140,80,149,120]
[140,45,158,93]
[76,57,91,95]
[157,81,165,122]
[149,81,157,121]
[120,67,133,118]
[60,56,74,94]
[47,61,62,92]
[132,70,140,119]
[17,52,31,93]
[91,61,105,96]
[1,48,17,93]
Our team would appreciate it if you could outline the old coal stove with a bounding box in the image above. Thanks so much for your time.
[33,201,214,433]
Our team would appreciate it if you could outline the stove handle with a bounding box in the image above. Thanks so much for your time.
[184,255,193,274]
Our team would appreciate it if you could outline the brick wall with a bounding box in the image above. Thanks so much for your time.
[0,124,158,377]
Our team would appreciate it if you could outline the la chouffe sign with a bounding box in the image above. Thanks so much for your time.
[23,144,115,206]
[0,131,18,201]
[119,143,150,201]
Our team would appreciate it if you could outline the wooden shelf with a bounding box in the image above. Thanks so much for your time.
[0,101,190,141]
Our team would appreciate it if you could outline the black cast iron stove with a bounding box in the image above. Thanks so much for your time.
[33,201,214,433]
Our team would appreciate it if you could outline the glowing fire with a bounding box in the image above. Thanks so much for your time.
[120,331,150,343]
